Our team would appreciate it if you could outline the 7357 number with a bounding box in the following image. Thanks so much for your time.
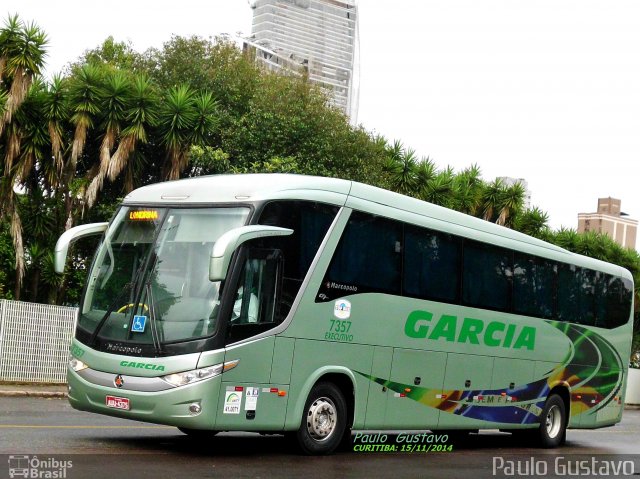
[329,319,352,333]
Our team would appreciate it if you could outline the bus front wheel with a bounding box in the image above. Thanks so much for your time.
[294,382,347,455]
[537,394,567,448]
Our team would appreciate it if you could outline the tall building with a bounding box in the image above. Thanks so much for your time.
[245,0,359,121]
[578,197,638,249]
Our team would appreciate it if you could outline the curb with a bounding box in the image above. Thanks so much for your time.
[0,391,68,398]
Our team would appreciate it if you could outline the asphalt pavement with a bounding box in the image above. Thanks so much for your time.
[0,392,638,479]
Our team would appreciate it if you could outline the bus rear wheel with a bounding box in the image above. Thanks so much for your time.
[537,394,567,448]
[294,382,347,455]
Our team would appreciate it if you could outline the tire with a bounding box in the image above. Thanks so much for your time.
[537,394,567,448]
[178,427,219,439]
[294,382,347,455]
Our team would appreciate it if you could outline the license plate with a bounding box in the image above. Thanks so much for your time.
[106,395,130,410]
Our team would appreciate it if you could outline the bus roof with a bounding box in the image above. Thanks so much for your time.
[123,174,632,279]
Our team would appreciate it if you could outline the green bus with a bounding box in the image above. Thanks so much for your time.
[56,174,634,455]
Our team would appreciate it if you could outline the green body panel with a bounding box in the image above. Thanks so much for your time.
[284,339,371,430]
[492,358,535,391]
[196,349,226,369]
[364,346,392,428]
[384,348,445,429]
[271,337,295,384]
[68,367,221,429]
[214,382,289,430]
[222,337,275,384]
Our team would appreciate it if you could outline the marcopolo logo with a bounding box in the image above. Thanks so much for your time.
[404,310,536,350]
[8,455,73,478]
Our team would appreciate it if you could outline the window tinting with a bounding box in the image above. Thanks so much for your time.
[404,226,460,303]
[317,210,632,329]
[601,277,633,329]
[325,212,402,296]
[258,200,338,319]
[462,241,512,311]
[557,265,595,325]
[513,254,555,319]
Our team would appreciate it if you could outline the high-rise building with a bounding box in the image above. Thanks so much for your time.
[245,0,359,121]
[578,197,638,249]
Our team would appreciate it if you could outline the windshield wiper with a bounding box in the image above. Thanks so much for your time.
[88,252,149,347]
[88,280,135,347]
[145,281,164,356]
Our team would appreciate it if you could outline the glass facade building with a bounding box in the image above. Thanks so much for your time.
[246,0,359,121]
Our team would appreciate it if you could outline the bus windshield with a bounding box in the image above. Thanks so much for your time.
[79,206,250,347]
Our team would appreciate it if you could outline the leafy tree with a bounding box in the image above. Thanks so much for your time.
[1,15,639,345]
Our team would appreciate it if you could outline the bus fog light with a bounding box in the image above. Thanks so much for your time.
[188,402,202,415]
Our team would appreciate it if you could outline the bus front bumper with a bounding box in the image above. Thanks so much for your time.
[67,367,222,430]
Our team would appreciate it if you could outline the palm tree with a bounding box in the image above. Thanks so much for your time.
[480,178,504,223]
[0,16,48,296]
[0,15,47,135]
[106,74,158,190]
[452,164,483,215]
[423,166,455,207]
[84,70,132,207]
[496,181,525,227]
[64,64,103,184]
[513,207,547,237]
[158,84,197,180]
[383,141,421,196]
[513,207,549,238]
[41,75,69,190]
[414,156,437,198]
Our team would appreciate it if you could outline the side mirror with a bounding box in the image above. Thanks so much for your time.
[209,225,293,281]
[54,222,109,273]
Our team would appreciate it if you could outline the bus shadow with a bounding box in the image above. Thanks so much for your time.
[94,430,580,457]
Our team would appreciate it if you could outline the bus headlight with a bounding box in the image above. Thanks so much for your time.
[69,358,89,372]
[161,360,239,387]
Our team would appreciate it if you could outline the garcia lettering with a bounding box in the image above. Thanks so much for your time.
[119,360,165,371]
[405,310,536,350]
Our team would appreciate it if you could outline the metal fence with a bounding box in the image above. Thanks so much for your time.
[0,300,78,383]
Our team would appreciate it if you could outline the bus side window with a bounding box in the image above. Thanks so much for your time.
[403,226,460,303]
[324,212,402,298]
[258,200,338,318]
[232,251,282,326]
[513,254,555,319]
[462,241,512,312]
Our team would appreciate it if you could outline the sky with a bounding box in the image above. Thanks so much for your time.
[4,1,640,242]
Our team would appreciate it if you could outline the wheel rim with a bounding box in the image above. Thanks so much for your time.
[545,404,562,439]
[306,396,337,442]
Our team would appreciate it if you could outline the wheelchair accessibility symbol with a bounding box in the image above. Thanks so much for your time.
[131,315,147,333]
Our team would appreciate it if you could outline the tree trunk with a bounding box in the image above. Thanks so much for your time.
[30,267,40,302]
[13,268,21,301]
